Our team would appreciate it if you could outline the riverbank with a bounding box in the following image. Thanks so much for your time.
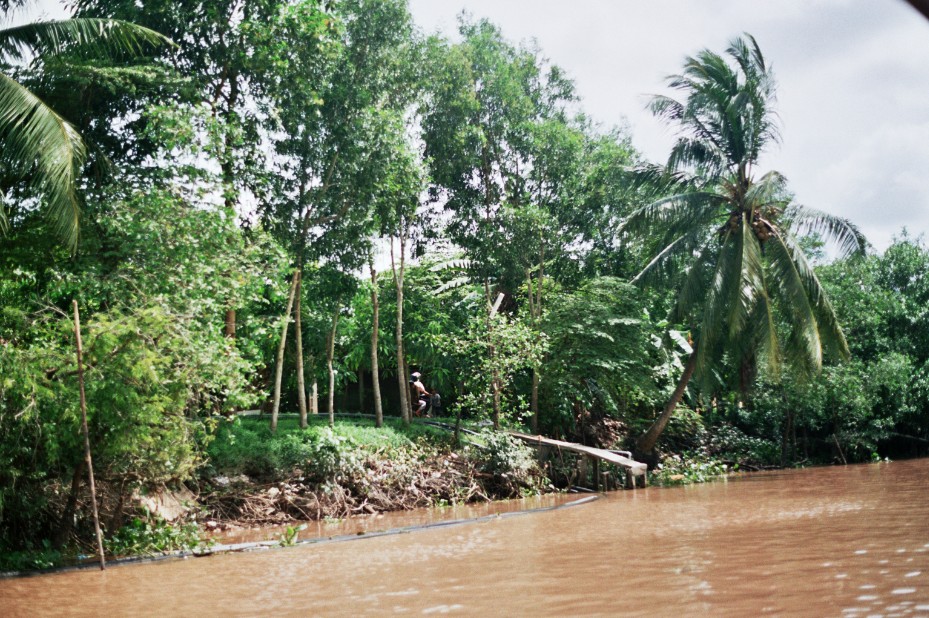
[197,415,554,526]
[2,494,597,578]
[2,413,753,573]
[0,415,560,572]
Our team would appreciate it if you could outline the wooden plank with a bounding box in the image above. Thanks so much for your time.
[509,432,648,476]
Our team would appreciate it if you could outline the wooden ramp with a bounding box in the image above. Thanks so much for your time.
[509,432,649,490]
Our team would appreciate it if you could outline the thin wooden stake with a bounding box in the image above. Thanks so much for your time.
[73,300,105,571]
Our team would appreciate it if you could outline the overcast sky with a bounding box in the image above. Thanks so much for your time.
[408,0,929,253]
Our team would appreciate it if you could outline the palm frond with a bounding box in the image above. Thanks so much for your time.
[785,204,868,259]
[0,18,174,63]
[0,72,84,249]
[621,163,693,197]
[747,281,781,379]
[726,215,766,341]
[433,275,474,295]
[744,170,788,207]
[778,230,850,361]
[631,226,704,288]
[619,188,727,240]
[666,137,725,177]
[670,241,716,322]
[694,229,741,373]
[766,233,828,373]
[0,191,8,234]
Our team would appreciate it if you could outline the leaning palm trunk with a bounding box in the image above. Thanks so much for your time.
[624,35,864,461]
[271,270,300,433]
[635,346,699,456]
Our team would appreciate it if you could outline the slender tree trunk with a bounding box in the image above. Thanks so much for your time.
[294,271,308,428]
[219,71,240,342]
[370,258,384,427]
[73,301,105,570]
[635,346,699,456]
[311,379,318,415]
[391,234,410,424]
[224,309,236,338]
[271,271,300,433]
[781,396,794,467]
[530,371,540,434]
[327,308,340,427]
[54,459,85,550]
[526,261,543,435]
[532,246,545,433]
[486,283,503,429]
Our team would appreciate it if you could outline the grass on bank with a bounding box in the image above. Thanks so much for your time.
[204,415,463,481]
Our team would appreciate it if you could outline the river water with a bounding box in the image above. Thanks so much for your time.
[2,458,928,616]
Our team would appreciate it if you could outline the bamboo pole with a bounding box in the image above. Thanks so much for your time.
[73,300,105,571]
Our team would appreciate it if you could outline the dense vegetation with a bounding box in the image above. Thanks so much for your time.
[1,0,926,568]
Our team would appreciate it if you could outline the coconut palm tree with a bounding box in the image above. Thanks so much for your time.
[626,34,866,455]
[0,12,170,250]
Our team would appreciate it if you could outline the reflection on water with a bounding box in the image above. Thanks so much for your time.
[2,459,928,616]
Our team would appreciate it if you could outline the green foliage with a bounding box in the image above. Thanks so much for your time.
[279,523,306,547]
[470,430,546,494]
[649,453,729,486]
[0,540,62,572]
[704,423,780,467]
[452,312,546,424]
[105,510,207,557]
[0,16,172,249]
[207,417,451,482]
[541,277,662,432]
[0,303,244,549]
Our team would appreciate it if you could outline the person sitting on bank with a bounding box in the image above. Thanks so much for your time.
[411,371,431,417]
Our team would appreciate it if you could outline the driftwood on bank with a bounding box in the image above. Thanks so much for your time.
[508,431,648,489]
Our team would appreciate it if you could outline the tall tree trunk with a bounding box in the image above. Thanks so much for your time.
[224,309,236,338]
[491,366,502,429]
[370,259,383,427]
[327,307,340,427]
[271,271,300,433]
[781,394,794,467]
[532,246,545,433]
[635,346,699,456]
[526,259,544,435]
[294,271,308,428]
[391,234,410,424]
[530,370,540,434]
[486,283,503,429]
[219,70,240,341]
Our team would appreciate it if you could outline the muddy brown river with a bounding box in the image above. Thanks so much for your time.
[2,458,928,616]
